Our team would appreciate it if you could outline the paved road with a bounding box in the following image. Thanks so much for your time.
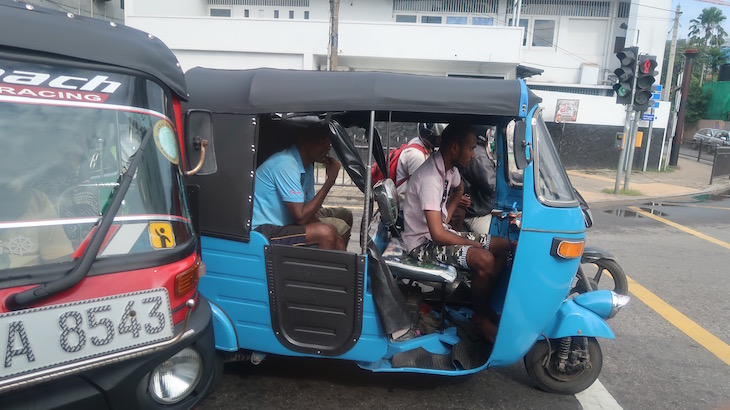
[199,192,730,409]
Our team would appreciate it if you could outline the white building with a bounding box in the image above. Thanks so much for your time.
[125,0,672,126]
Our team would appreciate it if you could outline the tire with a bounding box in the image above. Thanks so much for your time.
[691,141,698,150]
[575,258,628,295]
[524,337,602,395]
[706,144,714,154]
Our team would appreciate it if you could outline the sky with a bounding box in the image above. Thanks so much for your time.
[672,0,730,39]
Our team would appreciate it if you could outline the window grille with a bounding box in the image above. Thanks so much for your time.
[506,0,610,17]
[528,85,612,96]
[393,0,498,13]
[208,0,309,6]
[617,1,630,18]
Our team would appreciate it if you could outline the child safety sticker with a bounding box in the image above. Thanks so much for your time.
[149,222,175,249]
[153,120,179,164]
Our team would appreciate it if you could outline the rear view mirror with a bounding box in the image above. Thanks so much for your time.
[183,109,217,176]
[513,120,531,169]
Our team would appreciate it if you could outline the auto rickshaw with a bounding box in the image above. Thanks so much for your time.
[181,68,629,394]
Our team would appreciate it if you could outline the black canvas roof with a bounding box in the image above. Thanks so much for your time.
[185,67,542,118]
[0,0,187,99]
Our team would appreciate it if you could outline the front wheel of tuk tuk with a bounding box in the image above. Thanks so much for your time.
[524,337,602,395]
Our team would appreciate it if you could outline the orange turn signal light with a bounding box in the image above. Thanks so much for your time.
[174,259,205,297]
[551,238,585,259]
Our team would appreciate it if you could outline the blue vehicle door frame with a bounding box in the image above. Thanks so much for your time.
[488,100,587,367]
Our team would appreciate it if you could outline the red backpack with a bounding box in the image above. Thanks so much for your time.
[371,143,427,187]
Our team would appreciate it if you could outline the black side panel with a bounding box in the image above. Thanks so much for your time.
[185,114,257,242]
[265,245,365,356]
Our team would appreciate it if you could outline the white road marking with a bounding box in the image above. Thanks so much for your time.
[575,379,623,410]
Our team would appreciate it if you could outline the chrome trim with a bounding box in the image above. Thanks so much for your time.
[0,299,197,394]
[0,214,190,229]
[609,292,631,318]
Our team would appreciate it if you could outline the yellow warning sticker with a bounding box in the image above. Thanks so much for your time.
[149,222,175,249]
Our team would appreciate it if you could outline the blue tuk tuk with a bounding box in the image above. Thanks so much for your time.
[181,68,628,394]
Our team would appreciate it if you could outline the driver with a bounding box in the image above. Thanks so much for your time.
[402,123,510,343]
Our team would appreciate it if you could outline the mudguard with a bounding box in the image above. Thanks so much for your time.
[581,246,614,263]
[209,301,238,352]
[543,299,615,339]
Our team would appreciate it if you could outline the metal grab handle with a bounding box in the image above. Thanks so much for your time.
[185,138,208,176]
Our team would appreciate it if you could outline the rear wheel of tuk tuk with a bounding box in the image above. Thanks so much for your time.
[523,337,602,395]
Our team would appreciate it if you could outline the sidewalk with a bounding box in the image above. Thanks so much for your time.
[567,156,730,206]
[324,156,730,208]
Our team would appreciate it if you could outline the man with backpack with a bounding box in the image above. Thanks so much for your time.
[394,123,445,204]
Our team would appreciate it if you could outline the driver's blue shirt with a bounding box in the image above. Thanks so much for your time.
[252,145,315,229]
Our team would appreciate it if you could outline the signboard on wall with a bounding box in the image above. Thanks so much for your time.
[555,99,579,122]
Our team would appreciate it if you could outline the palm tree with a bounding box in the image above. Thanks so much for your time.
[688,7,728,86]
[689,7,728,48]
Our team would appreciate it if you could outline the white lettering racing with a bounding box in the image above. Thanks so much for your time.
[81,75,121,94]
[1,68,121,94]
[48,75,87,90]
[3,70,50,86]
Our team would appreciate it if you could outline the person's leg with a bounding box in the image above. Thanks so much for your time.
[464,247,499,343]
[317,207,353,246]
[304,221,343,250]
[409,240,500,343]
[464,214,492,235]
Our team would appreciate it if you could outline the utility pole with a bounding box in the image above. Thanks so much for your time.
[663,5,680,101]
[327,0,340,71]
[670,49,699,166]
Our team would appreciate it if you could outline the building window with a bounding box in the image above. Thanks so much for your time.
[472,17,493,26]
[421,15,442,24]
[274,10,279,18]
[396,15,417,23]
[509,18,529,46]
[244,9,249,17]
[446,16,467,25]
[532,19,555,47]
[289,10,294,19]
[304,10,309,19]
[210,8,231,17]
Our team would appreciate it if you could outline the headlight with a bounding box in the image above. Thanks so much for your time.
[610,292,631,318]
[149,347,203,404]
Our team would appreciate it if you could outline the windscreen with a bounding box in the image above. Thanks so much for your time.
[533,113,577,205]
[0,59,193,275]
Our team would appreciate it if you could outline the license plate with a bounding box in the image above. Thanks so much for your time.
[0,288,174,380]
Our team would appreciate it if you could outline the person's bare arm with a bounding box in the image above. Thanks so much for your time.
[445,183,464,225]
[425,210,481,246]
[285,157,340,225]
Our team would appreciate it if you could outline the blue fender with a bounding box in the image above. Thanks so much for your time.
[209,301,239,352]
[543,298,615,339]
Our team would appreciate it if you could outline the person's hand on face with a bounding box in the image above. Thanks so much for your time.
[324,156,341,183]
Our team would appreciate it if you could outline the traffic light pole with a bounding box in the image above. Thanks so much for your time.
[624,112,639,189]
[614,50,641,195]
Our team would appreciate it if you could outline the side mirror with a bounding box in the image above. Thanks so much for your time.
[513,120,531,169]
[183,110,217,176]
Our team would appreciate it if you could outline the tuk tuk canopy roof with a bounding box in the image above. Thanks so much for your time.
[184,67,542,117]
[0,0,188,100]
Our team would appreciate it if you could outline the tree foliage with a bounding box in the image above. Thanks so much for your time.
[688,7,728,48]
[685,78,712,124]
